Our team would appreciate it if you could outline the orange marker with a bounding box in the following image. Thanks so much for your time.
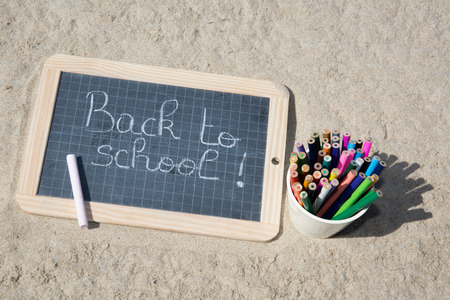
[323,143,332,156]
[292,182,303,207]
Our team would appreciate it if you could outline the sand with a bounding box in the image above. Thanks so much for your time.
[1,1,448,298]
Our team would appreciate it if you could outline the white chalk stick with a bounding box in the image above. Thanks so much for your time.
[66,154,88,228]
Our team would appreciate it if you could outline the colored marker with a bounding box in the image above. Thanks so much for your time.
[356,139,363,149]
[332,189,382,220]
[323,155,332,171]
[292,182,303,206]
[329,178,339,195]
[312,132,321,153]
[307,138,317,167]
[355,148,364,160]
[332,129,340,141]
[371,174,380,185]
[337,150,350,179]
[317,150,326,164]
[373,160,387,176]
[348,148,356,162]
[316,170,357,218]
[318,177,329,189]
[331,135,340,145]
[322,129,331,141]
[331,143,340,169]
[322,172,366,219]
[342,160,358,178]
[329,168,340,181]
[361,174,379,197]
[313,182,332,213]
[365,155,381,176]
[303,175,313,190]
[296,141,306,155]
[342,132,351,152]
[300,164,310,183]
[354,157,364,173]
[300,191,314,214]
[333,176,375,217]
[362,138,372,158]
[347,139,356,151]
[312,170,322,183]
[307,182,317,202]
[290,170,300,185]
[359,156,372,173]
[314,162,322,172]
[66,154,88,229]
[290,153,298,165]
[298,151,309,167]
[313,177,329,200]
[323,143,332,156]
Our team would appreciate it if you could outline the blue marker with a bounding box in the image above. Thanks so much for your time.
[355,148,364,160]
[347,140,356,151]
[373,160,387,176]
[307,138,317,168]
[365,156,381,176]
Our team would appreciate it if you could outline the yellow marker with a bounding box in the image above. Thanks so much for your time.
[329,168,340,181]
[303,175,313,190]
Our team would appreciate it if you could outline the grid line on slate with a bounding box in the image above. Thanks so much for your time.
[37,72,270,222]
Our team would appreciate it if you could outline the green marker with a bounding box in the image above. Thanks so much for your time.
[323,155,332,171]
[311,132,321,152]
[332,189,382,220]
[298,151,308,167]
[333,176,374,217]
[300,191,314,214]
[342,160,358,178]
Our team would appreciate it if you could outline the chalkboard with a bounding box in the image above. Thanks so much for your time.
[38,71,269,221]
[16,55,289,241]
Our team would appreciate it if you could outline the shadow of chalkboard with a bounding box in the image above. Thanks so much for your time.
[37,72,271,222]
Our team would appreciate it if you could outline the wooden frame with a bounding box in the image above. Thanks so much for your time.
[16,54,289,242]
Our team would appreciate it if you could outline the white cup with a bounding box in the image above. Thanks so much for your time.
[286,170,369,238]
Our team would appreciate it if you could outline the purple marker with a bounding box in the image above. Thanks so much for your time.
[342,132,351,152]
[296,141,306,155]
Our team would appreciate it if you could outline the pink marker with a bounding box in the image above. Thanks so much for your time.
[362,138,373,158]
[348,148,356,161]
[66,154,88,228]
[337,150,350,179]
[342,132,351,151]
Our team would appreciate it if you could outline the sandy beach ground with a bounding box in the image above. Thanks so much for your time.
[1,1,448,298]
